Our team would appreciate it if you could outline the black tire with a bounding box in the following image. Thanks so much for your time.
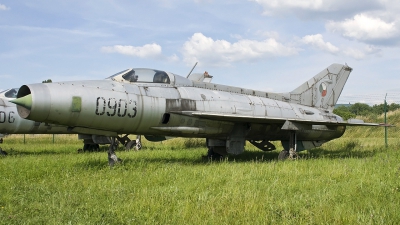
[83,144,99,152]
[83,144,90,152]
[207,147,224,160]
[0,148,7,156]
[91,144,100,151]
[125,140,137,150]
[278,150,289,160]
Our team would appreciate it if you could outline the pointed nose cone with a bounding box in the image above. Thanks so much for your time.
[10,94,32,110]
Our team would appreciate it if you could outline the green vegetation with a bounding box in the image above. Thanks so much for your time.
[0,112,399,224]
[334,102,400,120]
[41,79,52,83]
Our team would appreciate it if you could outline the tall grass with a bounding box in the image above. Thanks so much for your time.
[0,111,399,224]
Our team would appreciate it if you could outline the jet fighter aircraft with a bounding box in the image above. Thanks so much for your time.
[11,64,385,164]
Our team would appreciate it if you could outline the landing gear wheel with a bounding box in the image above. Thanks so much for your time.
[206,147,224,160]
[83,144,100,152]
[0,147,7,156]
[278,150,289,160]
[83,144,90,152]
[125,140,137,151]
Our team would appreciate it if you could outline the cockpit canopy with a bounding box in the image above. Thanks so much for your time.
[0,88,19,99]
[107,68,171,84]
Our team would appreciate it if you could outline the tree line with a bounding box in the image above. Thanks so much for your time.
[333,103,400,120]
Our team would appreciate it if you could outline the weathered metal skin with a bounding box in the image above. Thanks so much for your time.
[13,64,357,155]
[0,88,113,149]
[0,90,72,134]
[16,81,345,141]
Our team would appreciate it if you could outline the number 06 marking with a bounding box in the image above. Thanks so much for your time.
[0,111,15,123]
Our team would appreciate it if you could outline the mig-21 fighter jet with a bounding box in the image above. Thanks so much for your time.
[11,64,386,165]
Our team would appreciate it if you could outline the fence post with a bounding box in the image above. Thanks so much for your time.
[384,94,388,148]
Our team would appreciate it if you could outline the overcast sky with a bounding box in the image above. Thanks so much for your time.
[1,0,399,104]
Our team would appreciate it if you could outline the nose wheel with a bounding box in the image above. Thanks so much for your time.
[117,135,142,151]
[125,135,142,151]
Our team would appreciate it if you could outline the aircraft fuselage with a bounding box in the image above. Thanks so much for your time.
[15,79,345,142]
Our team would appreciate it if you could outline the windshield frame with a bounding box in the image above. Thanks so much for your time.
[0,88,19,99]
[107,68,173,85]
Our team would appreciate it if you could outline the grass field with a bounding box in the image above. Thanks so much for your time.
[1,116,400,224]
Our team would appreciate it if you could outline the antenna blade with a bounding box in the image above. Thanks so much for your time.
[186,62,198,78]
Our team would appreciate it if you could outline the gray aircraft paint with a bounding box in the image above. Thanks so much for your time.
[11,64,385,161]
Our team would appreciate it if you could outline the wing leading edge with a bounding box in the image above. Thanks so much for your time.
[176,111,390,127]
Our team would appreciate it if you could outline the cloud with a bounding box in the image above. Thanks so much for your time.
[252,0,400,46]
[0,4,10,10]
[343,45,381,59]
[0,25,111,38]
[181,33,298,66]
[326,14,400,45]
[0,74,13,79]
[250,0,381,19]
[252,0,325,13]
[101,43,162,59]
[299,33,383,59]
[301,34,339,53]
[167,54,180,62]
[255,30,280,39]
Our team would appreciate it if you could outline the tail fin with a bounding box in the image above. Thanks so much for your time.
[289,63,352,110]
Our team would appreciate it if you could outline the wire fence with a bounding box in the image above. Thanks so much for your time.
[337,92,400,105]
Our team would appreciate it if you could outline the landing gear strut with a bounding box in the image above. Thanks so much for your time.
[108,137,121,167]
[279,131,298,160]
[249,139,276,151]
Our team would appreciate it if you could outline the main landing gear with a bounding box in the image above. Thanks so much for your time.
[278,131,298,160]
[205,146,226,160]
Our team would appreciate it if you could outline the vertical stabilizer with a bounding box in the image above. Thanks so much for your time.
[289,64,352,110]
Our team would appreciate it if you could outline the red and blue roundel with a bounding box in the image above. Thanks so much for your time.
[319,82,327,97]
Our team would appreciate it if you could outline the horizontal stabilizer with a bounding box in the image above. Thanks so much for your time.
[346,119,394,127]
